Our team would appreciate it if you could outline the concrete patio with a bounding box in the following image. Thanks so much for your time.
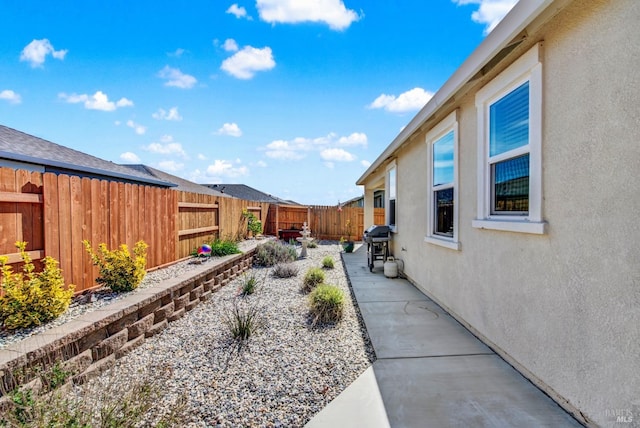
[306,246,583,428]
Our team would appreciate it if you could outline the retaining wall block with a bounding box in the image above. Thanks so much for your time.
[167,307,185,322]
[145,319,168,338]
[128,313,155,340]
[106,312,138,336]
[185,299,200,311]
[63,349,93,377]
[200,290,212,302]
[138,299,162,319]
[190,285,204,301]
[154,301,175,323]
[92,328,129,361]
[174,292,190,311]
[73,354,115,385]
[78,327,108,354]
[115,335,145,359]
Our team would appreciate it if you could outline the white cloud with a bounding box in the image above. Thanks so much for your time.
[158,66,197,89]
[158,160,184,172]
[168,48,185,57]
[120,152,141,163]
[197,153,207,160]
[144,137,187,158]
[206,159,249,178]
[221,45,275,79]
[0,90,21,104]
[360,160,371,168]
[152,107,182,121]
[368,87,433,113]
[226,4,251,19]
[58,91,134,111]
[216,122,243,137]
[320,148,355,162]
[256,160,268,167]
[263,132,367,161]
[126,120,146,135]
[20,39,67,67]
[256,0,361,31]
[338,132,367,147]
[223,38,239,52]
[453,0,518,34]
[324,162,335,169]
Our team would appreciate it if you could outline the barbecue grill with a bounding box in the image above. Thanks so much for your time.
[363,225,390,272]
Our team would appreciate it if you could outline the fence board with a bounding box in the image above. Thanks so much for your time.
[0,168,17,254]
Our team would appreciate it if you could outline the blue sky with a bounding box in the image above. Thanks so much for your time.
[0,0,516,205]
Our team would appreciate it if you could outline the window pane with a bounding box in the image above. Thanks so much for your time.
[433,131,454,186]
[490,81,529,157]
[492,154,529,213]
[389,199,396,226]
[434,188,454,236]
[388,168,396,199]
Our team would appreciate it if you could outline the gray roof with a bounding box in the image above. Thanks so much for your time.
[0,125,174,187]
[123,165,227,196]
[204,183,299,205]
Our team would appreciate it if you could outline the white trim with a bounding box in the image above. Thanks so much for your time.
[474,43,546,234]
[385,160,397,232]
[425,110,460,250]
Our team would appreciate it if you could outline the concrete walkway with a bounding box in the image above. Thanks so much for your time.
[306,246,582,428]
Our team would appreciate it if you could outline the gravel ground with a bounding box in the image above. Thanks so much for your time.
[61,242,374,427]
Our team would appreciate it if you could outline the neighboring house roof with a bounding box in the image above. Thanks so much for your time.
[203,183,299,205]
[122,164,227,196]
[357,0,567,185]
[0,125,174,187]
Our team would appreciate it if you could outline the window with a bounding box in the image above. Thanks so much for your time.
[473,43,546,234]
[425,110,460,250]
[386,161,397,230]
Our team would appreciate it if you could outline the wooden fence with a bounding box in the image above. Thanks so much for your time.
[0,167,270,293]
[264,204,385,241]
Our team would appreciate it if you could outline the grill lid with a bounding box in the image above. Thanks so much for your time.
[364,225,390,239]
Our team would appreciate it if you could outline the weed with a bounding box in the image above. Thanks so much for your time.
[307,240,318,249]
[240,273,258,296]
[302,267,325,292]
[321,256,335,269]
[272,263,299,278]
[308,284,345,325]
[225,300,264,341]
[208,238,241,257]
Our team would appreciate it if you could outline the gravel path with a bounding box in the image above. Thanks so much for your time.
[71,242,374,427]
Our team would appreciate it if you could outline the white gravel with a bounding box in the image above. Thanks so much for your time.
[65,242,374,427]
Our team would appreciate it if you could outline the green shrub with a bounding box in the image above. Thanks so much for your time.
[83,240,147,293]
[321,256,335,269]
[309,284,345,325]
[225,300,264,341]
[302,267,325,292]
[254,241,297,266]
[240,273,258,296]
[242,209,263,236]
[0,242,74,330]
[272,263,299,278]
[307,240,318,249]
[209,238,241,257]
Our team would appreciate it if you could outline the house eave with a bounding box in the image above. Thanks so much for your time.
[357,0,567,186]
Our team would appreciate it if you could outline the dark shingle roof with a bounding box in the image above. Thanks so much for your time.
[0,125,174,187]
[203,184,299,204]
[123,165,227,196]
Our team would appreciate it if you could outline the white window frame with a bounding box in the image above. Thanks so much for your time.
[385,160,397,233]
[425,110,460,250]
[473,42,546,235]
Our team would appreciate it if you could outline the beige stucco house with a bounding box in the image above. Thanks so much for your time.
[357,0,639,426]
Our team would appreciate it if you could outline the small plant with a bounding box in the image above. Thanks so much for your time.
[83,240,148,293]
[302,267,325,292]
[254,240,297,266]
[309,284,345,325]
[0,241,74,330]
[225,300,264,341]
[240,273,258,296]
[40,361,72,392]
[272,263,299,278]
[307,240,318,249]
[209,238,241,257]
[242,209,263,237]
[321,256,335,269]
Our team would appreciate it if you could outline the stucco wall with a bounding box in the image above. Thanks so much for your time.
[386,0,640,426]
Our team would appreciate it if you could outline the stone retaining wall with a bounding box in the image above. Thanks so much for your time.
[0,248,256,400]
